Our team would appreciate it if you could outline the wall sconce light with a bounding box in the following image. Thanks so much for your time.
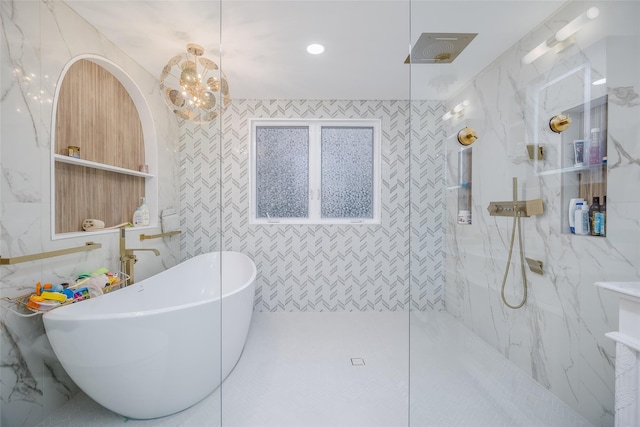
[159,43,230,122]
[555,7,600,42]
[443,100,469,121]
[457,127,478,146]
[549,114,571,133]
[522,7,599,65]
[522,39,553,65]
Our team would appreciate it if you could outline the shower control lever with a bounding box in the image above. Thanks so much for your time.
[487,199,543,217]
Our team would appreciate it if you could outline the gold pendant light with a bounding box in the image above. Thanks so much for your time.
[159,43,230,122]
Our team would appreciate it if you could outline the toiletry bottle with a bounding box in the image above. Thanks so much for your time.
[574,202,591,235]
[597,196,606,236]
[140,197,150,226]
[581,203,590,235]
[568,198,584,233]
[590,197,601,236]
[574,202,584,234]
[573,140,585,167]
[133,206,144,227]
[589,128,601,166]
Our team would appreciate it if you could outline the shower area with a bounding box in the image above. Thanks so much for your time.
[1,1,640,426]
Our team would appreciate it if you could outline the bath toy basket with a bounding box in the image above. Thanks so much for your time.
[1,271,130,318]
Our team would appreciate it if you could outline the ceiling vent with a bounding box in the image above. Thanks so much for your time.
[405,33,478,64]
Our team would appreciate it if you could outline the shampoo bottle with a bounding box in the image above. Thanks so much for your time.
[133,206,143,227]
[575,202,590,235]
[597,196,606,236]
[140,197,150,226]
[568,198,584,233]
[590,197,601,236]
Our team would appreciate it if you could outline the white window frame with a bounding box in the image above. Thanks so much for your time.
[249,118,381,225]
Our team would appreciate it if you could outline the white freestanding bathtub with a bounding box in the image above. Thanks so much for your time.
[43,251,256,419]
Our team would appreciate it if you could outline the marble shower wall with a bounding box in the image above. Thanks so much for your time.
[444,1,640,426]
[0,1,181,425]
[180,99,446,312]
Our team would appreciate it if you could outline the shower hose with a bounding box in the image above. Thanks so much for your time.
[500,207,527,309]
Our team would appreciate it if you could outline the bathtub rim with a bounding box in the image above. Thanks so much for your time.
[43,251,256,322]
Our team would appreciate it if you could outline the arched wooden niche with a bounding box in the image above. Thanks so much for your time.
[54,59,147,234]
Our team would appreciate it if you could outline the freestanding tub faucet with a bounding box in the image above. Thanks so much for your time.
[119,226,160,285]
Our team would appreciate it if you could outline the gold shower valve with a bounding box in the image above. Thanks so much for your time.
[549,114,571,133]
[487,199,544,217]
[457,127,478,145]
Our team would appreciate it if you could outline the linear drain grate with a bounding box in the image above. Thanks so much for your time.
[350,357,365,366]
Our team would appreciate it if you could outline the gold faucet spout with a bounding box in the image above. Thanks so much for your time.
[125,248,160,256]
[118,225,160,285]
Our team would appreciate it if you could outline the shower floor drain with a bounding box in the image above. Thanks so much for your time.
[351,357,365,366]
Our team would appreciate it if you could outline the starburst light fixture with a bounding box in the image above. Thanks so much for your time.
[160,43,230,122]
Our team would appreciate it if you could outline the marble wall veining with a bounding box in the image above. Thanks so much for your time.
[179,99,447,312]
[3,0,637,426]
[444,1,640,426]
[0,1,181,425]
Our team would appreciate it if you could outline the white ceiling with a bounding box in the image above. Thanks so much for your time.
[65,0,566,101]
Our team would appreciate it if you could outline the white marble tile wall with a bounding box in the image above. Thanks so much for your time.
[179,99,447,312]
[0,1,181,425]
[444,2,640,426]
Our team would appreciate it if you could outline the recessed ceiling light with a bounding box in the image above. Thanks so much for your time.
[306,43,325,55]
[592,78,606,85]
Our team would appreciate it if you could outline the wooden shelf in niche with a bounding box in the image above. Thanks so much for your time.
[54,59,148,234]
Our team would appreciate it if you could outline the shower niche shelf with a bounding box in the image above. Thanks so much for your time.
[456,146,472,225]
[560,95,608,237]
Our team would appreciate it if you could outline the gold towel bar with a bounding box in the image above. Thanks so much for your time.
[139,230,182,241]
[0,242,102,265]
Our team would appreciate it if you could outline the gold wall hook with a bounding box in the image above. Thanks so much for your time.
[457,127,478,145]
[549,114,571,133]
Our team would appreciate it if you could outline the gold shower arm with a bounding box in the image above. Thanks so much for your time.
[0,242,101,265]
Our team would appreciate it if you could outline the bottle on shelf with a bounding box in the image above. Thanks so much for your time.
[596,196,606,237]
[140,197,150,226]
[580,203,591,235]
[133,206,144,227]
[589,128,601,166]
[568,198,584,233]
[574,202,589,235]
[590,197,601,236]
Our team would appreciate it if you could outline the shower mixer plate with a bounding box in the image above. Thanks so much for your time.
[487,199,544,217]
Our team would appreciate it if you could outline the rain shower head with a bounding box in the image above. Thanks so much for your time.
[405,33,478,64]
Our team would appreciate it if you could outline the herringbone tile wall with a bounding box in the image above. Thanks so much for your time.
[179,99,445,312]
[410,101,446,311]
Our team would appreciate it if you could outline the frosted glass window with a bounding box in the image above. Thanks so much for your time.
[321,127,374,218]
[255,126,309,218]
[250,119,380,224]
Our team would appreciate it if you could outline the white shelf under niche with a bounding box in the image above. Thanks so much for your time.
[54,154,154,178]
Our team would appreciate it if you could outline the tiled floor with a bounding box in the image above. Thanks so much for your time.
[39,311,593,427]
